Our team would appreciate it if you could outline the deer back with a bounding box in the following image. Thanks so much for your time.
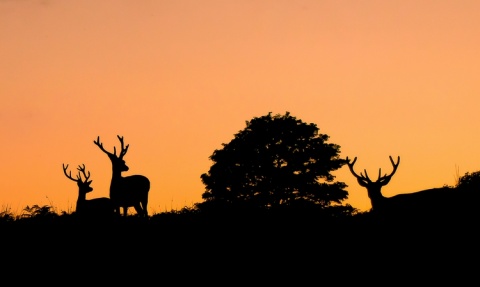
[110,174,150,203]
[379,186,455,215]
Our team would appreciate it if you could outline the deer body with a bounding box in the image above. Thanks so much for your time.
[346,156,459,218]
[94,135,150,217]
[109,167,150,216]
[63,163,115,218]
[368,186,454,215]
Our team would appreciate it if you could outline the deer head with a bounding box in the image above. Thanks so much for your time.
[93,135,129,172]
[346,156,400,211]
[63,163,93,195]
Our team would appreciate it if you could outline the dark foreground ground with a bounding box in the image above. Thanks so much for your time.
[1,210,478,284]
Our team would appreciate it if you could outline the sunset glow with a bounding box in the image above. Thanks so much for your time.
[2,0,480,215]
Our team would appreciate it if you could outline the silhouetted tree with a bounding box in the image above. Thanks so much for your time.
[198,112,350,215]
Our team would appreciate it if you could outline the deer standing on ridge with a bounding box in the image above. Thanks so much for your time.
[94,135,150,217]
[63,163,114,218]
[346,156,455,218]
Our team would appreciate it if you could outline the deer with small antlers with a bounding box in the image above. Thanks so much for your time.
[63,163,114,218]
[94,135,150,217]
[346,156,456,218]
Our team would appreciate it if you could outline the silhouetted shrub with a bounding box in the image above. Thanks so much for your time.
[19,205,59,221]
[456,170,480,191]
[0,208,15,223]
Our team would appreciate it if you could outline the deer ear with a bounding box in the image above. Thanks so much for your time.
[87,180,93,185]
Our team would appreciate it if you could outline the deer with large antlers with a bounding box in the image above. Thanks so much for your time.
[346,156,456,218]
[94,135,150,217]
[63,163,114,218]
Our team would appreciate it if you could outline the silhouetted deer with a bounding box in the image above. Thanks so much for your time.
[346,156,457,219]
[62,163,114,218]
[94,135,150,217]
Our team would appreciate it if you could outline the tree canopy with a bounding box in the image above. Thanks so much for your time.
[199,112,350,213]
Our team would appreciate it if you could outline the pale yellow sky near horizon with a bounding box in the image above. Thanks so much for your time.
[2,0,480,215]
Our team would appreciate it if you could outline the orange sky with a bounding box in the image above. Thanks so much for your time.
[2,0,480,215]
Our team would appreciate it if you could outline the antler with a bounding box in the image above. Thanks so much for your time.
[94,136,114,156]
[377,156,400,185]
[63,164,78,182]
[63,163,92,184]
[77,164,91,182]
[346,156,400,186]
[346,157,372,185]
[116,135,129,159]
[93,135,129,159]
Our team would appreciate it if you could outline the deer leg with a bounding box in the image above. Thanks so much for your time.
[133,204,144,217]
[141,200,148,217]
